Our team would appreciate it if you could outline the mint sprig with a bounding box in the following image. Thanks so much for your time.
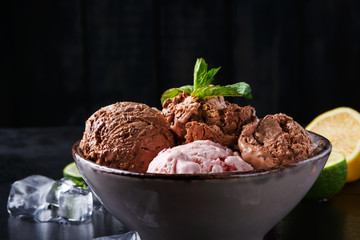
[161,58,252,105]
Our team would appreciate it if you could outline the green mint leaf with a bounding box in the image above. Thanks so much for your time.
[178,85,194,93]
[192,86,237,98]
[192,82,252,99]
[160,85,194,105]
[160,58,253,104]
[206,67,221,83]
[226,82,253,99]
[161,88,180,105]
[193,58,208,90]
[71,178,88,189]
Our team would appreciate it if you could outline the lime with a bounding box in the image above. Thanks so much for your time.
[63,162,83,180]
[306,151,347,200]
[306,107,360,182]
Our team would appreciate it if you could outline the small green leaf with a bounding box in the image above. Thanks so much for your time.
[192,82,252,99]
[160,85,194,105]
[161,88,181,105]
[193,58,208,90]
[71,178,88,189]
[226,82,253,99]
[178,85,194,93]
[192,86,237,98]
[206,67,221,83]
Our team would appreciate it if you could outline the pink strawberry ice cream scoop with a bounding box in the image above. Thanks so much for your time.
[147,140,254,174]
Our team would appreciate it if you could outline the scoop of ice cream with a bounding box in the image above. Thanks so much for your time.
[238,113,315,169]
[79,102,175,172]
[162,92,257,148]
[147,140,254,174]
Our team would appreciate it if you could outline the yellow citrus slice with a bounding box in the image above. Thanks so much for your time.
[306,107,360,182]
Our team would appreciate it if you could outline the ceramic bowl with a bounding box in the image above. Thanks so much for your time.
[73,132,331,240]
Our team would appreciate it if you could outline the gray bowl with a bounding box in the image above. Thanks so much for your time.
[73,132,331,240]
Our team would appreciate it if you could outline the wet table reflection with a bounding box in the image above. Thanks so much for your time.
[265,181,360,240]
[7,210,127,240]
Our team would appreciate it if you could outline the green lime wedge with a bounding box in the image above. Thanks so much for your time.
[63,162,83,180]
[306,151,348,200]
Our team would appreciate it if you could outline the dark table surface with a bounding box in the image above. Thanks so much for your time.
[1,127,360,240]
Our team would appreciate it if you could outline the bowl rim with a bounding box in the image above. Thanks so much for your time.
[72,131,332,180]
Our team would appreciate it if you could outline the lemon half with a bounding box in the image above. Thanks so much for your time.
[306,107,360,182]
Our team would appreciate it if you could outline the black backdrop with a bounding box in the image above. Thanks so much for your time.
[2,0,360,128]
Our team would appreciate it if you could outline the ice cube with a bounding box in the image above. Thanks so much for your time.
[35,177,82,223]
[93,231,141,240]
[8,175,94,224]
[46,177,77,207]
[36,177,93,223]
[7,175,55,219]
[34,205,59,222]
[58,187,93,222]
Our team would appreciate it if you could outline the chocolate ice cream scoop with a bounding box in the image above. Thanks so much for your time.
[79,102,175,172]
[162,92,257,148]
[238,113,315,169]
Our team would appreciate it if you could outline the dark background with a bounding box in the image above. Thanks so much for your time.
[2,0,360,128]
[1,2,360,239]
